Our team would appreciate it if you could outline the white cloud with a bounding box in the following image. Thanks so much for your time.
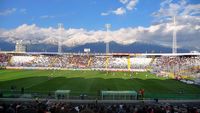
[152,0,200,19]
[0,8,16,16]
[126,0,138,10]
[40,15,55,19]
[0,8,28,16]
[0,21,199,50]
[181,4,200,16]
[112,7,126,15]
[101,7,126,16]
[19,8,27,14]
[119,0,129,4]
[0,0,199,50]
[101,0,138,16]
[101,12,109,16]
[150,0,200,49]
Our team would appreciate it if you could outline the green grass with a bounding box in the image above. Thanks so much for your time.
[0,69,200,99]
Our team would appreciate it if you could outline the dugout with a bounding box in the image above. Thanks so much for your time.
[101,91,137,100]
[55,90,70,99]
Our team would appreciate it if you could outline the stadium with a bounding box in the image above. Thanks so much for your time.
[0,51,200,112]
[1,0,200,112]
[0,52,200,98]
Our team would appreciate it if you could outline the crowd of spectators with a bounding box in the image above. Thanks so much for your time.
[0,100,199,113]
[9,55,91,69]
[90,56,106,68]
[107,57,128,69]
[130,58,152,70]
[2,54,200,75]
[0,53,11,68]
[151,56,200,77]
[8,55,153,70]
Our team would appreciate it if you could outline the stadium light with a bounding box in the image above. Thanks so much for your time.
[105,24,111,54]
[172,16,177,54]
[58,23,64,53]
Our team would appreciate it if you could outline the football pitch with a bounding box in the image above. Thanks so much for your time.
[0,69,200,99]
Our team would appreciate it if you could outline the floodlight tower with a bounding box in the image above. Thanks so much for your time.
[172,16,177,54]
[105,24,111,54]
[58,23,64,53]
[15,40,26,52]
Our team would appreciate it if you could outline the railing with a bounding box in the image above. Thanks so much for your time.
[1,89,200,100]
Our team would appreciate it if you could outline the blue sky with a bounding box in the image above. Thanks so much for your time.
[0,0,162,30]
[0,0,199,50]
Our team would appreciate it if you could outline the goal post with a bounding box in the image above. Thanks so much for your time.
[55,90,70,99]
[101,90,137,100]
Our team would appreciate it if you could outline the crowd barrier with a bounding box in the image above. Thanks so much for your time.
[6,66,147,72]
[1,89,200,100]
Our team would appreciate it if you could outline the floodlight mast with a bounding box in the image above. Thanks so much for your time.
[172,16,177,54]
[105,24,111,54]
[58,23,63,53]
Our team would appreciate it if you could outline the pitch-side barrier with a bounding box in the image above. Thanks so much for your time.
[6,66,147,72]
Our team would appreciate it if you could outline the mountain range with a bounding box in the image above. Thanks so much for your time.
[0,40,189,53]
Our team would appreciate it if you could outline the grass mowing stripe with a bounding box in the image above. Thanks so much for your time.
[0,69,200,99]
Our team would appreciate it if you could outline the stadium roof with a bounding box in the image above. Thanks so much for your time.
[0,51,199,56]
